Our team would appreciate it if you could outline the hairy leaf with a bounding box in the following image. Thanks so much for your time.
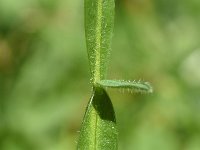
[84,0,115,83]
[77,87,118,150]
[97,80,153,93]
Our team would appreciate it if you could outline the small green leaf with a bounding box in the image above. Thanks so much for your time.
[97,80,153,93]
[77,87,118,150]
[84,0,115,83]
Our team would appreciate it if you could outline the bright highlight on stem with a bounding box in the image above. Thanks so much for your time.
[94,0,103,83]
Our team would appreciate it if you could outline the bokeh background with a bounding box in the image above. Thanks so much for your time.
[0,0,200,149]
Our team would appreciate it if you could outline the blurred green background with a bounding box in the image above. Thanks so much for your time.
[0,0,200,150]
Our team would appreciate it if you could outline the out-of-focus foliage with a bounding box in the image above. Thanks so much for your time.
[0,0,200,150]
